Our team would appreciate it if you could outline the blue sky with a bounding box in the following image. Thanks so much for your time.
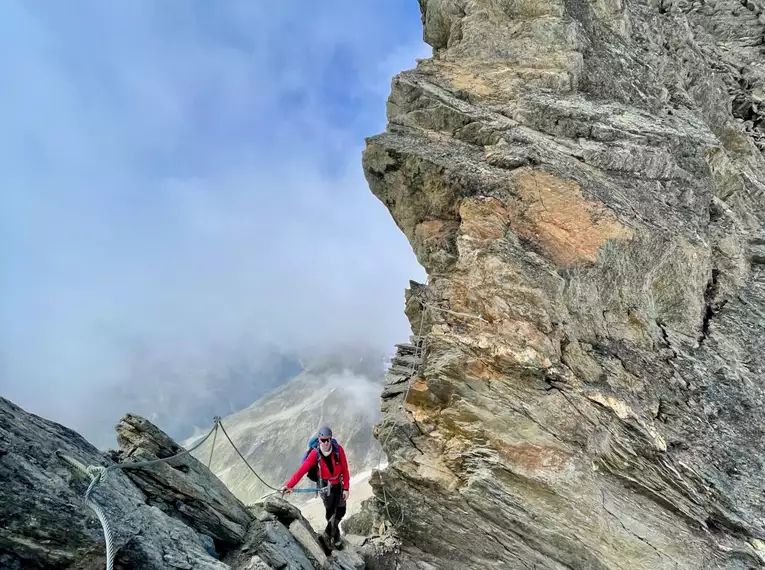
[0,1,428,445]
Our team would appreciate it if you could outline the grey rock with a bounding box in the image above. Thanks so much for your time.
[329,549,365,570]
[287,519,327,568]
[0,397,229,570]
[342,534,370,549]
[113,413,253,549]
[352,536,411,570]
[342,499,378,537]
[361,0,765,568]
[261,495,304,526]
[232,554,274,570]
[2,397,367,570]
[225,519,317,570]
[225,496,374,570]
[261,496,328,568]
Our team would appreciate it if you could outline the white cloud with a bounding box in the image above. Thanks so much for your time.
[0,0,428,446]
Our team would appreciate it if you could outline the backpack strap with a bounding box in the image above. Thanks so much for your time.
[310,438,341,470]
[315,442,342,470]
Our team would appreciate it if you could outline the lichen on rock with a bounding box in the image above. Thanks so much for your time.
[358,0,765,568]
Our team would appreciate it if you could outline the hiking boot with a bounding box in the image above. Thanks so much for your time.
[331,523,343,549]
[318,531,332,551]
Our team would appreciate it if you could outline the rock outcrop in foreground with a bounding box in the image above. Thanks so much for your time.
[0,397,365,570]
[358,0,765,568]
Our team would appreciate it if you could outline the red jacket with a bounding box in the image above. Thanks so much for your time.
[285,444,350,490]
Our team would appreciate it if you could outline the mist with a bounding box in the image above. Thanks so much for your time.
[326,371,386,422]
[0,0,428,448]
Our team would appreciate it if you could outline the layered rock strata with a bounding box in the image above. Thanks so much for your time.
[0,397,366,570]
[360,0,765,568]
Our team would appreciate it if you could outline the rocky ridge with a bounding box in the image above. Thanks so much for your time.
[0,396,367,570]
[354,0,765,568]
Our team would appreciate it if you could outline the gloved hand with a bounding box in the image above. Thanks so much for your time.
[280,486,292,495]
[342,489,349,501]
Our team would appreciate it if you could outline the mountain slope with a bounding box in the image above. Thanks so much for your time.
[188,358,385,514]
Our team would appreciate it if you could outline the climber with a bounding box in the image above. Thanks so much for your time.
[280,426,350,548]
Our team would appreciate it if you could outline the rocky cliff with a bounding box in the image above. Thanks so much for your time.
[0,396,366,570]
[357,0,765,568]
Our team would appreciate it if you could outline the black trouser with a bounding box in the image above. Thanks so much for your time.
[321,483,346,539]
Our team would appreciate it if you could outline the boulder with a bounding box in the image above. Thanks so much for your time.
[0,397,228,570]
[113,414,252,551]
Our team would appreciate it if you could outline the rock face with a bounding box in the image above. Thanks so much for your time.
[113,413,253,551]
[0,396,366,570]
[360,0,765,568]
[230,497,366,570]
[0,397,229,570]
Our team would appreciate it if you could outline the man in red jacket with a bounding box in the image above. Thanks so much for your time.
[281,426,350,548]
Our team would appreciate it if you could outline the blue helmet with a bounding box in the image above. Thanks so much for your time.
[318,426,332,438]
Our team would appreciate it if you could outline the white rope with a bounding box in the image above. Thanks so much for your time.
[207,422,219,470]
[216,418,282,492]
[54,297,486,564]
[57,419,220,570]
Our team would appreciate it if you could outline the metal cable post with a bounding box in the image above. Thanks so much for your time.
[207,418,219,470]
[57,419,221,570]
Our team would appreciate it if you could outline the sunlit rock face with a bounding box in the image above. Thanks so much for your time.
[359,0,765,567]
